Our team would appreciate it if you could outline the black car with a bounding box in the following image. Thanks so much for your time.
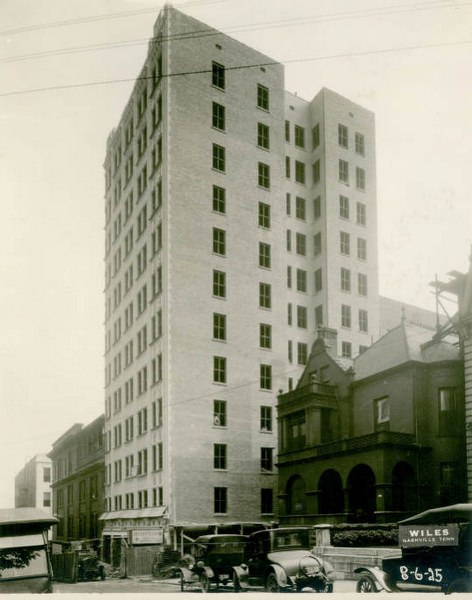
[355,503,472,593]
[178,534,248,592]
[232,527,335,592]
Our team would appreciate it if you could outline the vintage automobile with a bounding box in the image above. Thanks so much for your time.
[178,534,248,592]
[232,527,335,592]
[77,551,106,581]
[355,503,472,593]
[0,508,58,593]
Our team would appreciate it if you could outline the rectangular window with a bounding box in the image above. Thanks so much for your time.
[258,162,270,189]
[357,237,367,260]
[260,323,272,349]
[359,309,368,332]
[260,447,273,471]
[338,123,348,148]
[438,387,458,433]
[340,231,350,255]
[314,232,322,256]
[285,156,291,179]
[296,232,306,256]
[312,124,320,149]
[295,197,306,220]
[213,356,227,384]
[341,304,352,328]
[212,143,225,172]
[286,229,291,252]
[342,341,352,358]
[355,132,365,155]
[286,193,291,215]
[213,227,226,255]
[260,406,272,431]
[213,312,226,340]
[296,269,307,292]
[258,202,270,228]
[295,161,305,184]
[287,265,292,288]
[213,270,226,298]
[294,125,305,148]
[43,492,51,507]
[297,305,307,329]
[261,488,273,514]
[259,282,271,309]
[356,202,366,225]
[260,364,272,390]
[358,273,368,296]
[213,185,226,214]
[376,397,390,424]
[259,242,271,268]
[212,102,225,130]
[313,196,321,219]
[257,122,270,149]
[214,443,227,470]
[257,84,269,110]
[287,303,292,326]
[356,167,366,190]
[297,342,308,365]
[314,305,323,328]
[312,160,320,184]
[339,159,349,183]
[214,400,227,427]
[43,467,51,483]
[214,487,227,513]
[341,267,351,292]
[285,120,290,142]
[288,339,293,362]
[212,61,225,89]
[339,195,349,219]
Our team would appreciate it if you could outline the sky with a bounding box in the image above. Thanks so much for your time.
[0,0,471,508]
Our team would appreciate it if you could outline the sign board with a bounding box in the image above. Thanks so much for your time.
[399,523,459,547]
[130,528,164,545]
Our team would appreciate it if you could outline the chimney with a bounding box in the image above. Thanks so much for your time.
[316,326,338,351]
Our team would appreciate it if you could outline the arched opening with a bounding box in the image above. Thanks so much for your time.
[347,464,376,522]
[318,469,344,514]
[286,475,306,515]
[392,461,417,513]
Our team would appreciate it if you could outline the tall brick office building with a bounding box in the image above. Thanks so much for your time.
[102,5,379,552]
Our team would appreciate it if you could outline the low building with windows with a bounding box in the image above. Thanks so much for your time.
[14,454,52,513]
[48,416,105,542]
[277,322,466,524]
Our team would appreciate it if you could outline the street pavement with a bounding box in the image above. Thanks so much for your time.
[54,576,357,593]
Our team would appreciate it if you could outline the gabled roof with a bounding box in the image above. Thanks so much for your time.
[296,337,352,388]
[354,321,459,381]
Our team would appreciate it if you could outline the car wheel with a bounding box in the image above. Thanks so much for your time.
[446,578,472,593]
[356,575,378,593]
[200,573,211,593]
[179,572,185,592]
[265,572,281,593]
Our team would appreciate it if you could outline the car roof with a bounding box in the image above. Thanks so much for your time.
[194,534,248,543]
[399,503,472,525]
[0,508,58,527]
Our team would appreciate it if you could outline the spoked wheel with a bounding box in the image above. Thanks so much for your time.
[200,572,211,593]
[265,572,281,592]
[356,575,378,593]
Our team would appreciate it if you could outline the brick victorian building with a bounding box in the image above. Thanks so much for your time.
[277,322,466,524]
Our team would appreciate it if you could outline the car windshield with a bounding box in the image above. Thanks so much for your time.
[273,530,309,550]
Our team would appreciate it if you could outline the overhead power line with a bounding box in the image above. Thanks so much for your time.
[2,0,472,64]
[0,0,227,36]
[1,37,471,98]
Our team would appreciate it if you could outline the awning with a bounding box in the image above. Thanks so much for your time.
[99,506,167,521]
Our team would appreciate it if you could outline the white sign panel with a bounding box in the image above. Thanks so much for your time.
[130,528,164,545]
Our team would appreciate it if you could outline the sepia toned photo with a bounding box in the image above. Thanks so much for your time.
[1,0,471,593]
